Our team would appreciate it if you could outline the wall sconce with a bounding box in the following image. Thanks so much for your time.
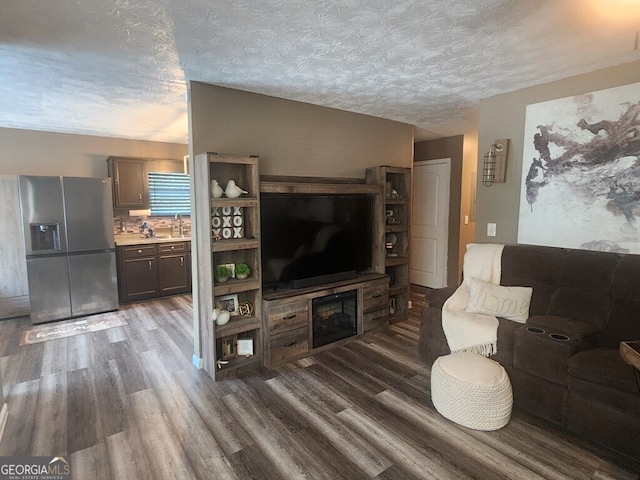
[482,139,509,186]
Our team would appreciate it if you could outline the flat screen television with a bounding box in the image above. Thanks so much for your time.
[260,193,374,290]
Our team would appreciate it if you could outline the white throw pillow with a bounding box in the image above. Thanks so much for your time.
[466,277,532,323]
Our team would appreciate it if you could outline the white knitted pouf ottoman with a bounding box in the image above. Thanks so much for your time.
[431,351,513,431]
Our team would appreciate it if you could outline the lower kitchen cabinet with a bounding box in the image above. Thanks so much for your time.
[158,242,191,295]
[117,241,191,303]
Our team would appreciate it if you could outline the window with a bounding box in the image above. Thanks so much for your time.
[148,172,191,216]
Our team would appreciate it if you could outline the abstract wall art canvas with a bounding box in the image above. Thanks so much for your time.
[518,82,640,254]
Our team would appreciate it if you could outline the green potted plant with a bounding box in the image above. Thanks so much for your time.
[235,263,250,280]
[215,265,230,283]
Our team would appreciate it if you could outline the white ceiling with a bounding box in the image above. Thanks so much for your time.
[1,0,639,144]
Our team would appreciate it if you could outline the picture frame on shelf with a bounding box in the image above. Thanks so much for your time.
[237,338,254,356]
[224,263,236,278]
[221,335,238,360]
[217,293,240,316]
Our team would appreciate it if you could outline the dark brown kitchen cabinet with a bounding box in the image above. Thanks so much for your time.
[118,245,158,302]
[117,241,191,303]
[158,242,191,295]
[107,157,149,209]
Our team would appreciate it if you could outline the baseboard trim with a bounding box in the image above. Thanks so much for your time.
[192,355,203,369]
[0,403,8,443]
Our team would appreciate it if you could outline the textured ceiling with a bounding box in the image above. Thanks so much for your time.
[1,0,639,143]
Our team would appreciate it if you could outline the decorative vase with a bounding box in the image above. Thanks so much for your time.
[236,273,248,280]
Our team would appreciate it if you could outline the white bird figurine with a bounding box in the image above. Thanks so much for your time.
[210,179,224,198]
[211,308,230,326]
[225,179,248,198]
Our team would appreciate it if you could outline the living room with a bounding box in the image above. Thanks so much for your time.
[2,1,640,478]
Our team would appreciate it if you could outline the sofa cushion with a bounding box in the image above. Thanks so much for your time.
[466,277,532,323]
[561,249,619,295]
[611,253,640,302]
[598,299,640,348]
[501,245,565,316]
[547,287,610,329]
[567,348,639,394]
[544,249,619,329]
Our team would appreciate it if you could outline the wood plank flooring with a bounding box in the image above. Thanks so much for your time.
[0,295,638,479]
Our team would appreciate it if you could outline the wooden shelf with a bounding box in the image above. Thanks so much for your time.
[385,256,409,266]
[193,152,263,380]
[212,238,260,252]
[385,197,409,205]
[211,197,259,208]
[367,165,411,327]
[215,315,261,338]
[389,312,408,324]
[214,356,262,379]
[389,285,406,297]
[213,278,261,296]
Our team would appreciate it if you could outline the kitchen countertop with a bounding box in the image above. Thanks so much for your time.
[114,234,191,246]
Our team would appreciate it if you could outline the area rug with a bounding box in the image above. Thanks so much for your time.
[19,313,128,346]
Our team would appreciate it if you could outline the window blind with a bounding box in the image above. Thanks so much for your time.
[148,172,191,216]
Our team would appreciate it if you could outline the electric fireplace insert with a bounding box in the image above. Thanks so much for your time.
[312,289,357,349]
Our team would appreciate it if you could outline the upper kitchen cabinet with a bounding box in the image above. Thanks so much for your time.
[107,157,149,209]
[107,157,187,212]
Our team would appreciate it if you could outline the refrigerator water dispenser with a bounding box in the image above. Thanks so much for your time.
[29,223,61,251]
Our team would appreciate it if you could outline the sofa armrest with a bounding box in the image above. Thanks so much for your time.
[423,286,458,309]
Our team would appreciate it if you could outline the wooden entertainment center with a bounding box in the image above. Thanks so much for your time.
[263,273,389,367]
[192,153,411,379]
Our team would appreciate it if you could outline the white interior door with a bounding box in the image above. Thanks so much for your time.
[411,159,450,288]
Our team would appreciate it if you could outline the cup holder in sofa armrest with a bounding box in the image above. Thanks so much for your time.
[526,327,546,334]
[549,333,570,341]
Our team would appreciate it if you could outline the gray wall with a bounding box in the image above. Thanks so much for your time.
[0,127,187,177]
[189,82,414,177]
[476,60,640,244]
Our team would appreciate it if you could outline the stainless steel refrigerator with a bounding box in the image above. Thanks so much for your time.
[19,176,119,324]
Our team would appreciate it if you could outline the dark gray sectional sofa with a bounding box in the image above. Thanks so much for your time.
[418,244,640,467]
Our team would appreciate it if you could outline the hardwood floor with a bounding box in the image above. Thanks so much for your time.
[0,295,638,479]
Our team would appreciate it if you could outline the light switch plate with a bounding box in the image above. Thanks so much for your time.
[487,223,497,237]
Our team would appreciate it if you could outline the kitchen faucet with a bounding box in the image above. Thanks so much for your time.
[174,212,184,237]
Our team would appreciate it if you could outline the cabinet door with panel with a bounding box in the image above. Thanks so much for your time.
[118,245,158,302]
[158,242,190,295]
[108,157,149,209]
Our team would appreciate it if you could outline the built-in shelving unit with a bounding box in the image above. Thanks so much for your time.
[366,166,411,323]
[193,153,262,379]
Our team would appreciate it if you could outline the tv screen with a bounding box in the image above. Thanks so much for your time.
[260,193,373,290]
